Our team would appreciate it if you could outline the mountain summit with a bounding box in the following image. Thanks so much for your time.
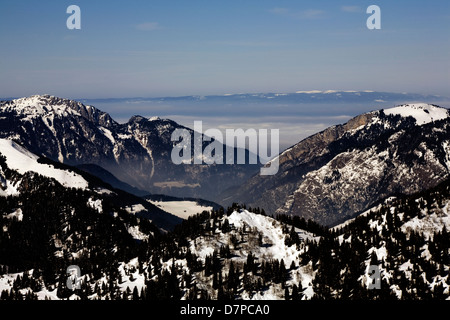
[1,95,115,127]
[0,95,259,201]
[383,103,449,125]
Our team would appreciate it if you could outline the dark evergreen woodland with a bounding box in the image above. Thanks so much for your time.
[0,151,449,300]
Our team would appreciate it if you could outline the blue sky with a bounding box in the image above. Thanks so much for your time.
[0,0,449,99]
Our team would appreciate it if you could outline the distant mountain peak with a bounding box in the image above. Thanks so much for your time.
[1,95,80,118]
[128,115,147,123]
[1,94,116,128]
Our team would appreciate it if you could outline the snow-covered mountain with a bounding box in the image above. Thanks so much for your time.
[222,104,450,226]
[383,103,449,125]
[0,201,322,300]
[0,133,448,300]
[0,95,259,201]
[1,188,448,300]
[0,138,182,231]
[0,95,448,301]
[0,139,88,194]
[329,178,450,299]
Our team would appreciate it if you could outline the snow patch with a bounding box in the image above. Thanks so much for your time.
[5,208,23,221]
[295,90,322,94]
[125,204,147,215]
[148,200,213,220]
[226,210,318,265]
[401,206,450,240]
[87,197,103,213]
[0,139,89,190]
[384,104,449,126]
[127,225,150,240]
[99,127,115,144]
[443,141,450,171]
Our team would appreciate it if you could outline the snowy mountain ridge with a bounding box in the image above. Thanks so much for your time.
[1,95,81,119]
[0,138,89,191]
[182,209,319,300]
[0,95,260,200]
[384,103,449,126]
[0,206,322,300]
[0,95,115,127]
[225,103,450,226]
[0,95,449,301]
[1,187,448,300]
[0,138,183,231]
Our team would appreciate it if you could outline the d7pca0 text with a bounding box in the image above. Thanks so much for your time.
[224,304,270,315]
[180,304,270,317]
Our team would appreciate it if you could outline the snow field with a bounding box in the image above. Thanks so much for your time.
[148,200,213,220]
[384,104,449,126]
[0,139,89,190]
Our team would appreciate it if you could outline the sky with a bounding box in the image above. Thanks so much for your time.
[0,0,449,99]
[1,0,449,151]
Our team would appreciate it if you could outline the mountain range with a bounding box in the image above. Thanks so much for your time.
[0,95,260,201]
[223,103,450,226]
[79,90,447,107]
[2,95,450,226]
[0,94,449,301]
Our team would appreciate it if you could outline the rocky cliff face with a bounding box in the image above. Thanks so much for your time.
[222,104,450,226]
[0,95,259,201]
